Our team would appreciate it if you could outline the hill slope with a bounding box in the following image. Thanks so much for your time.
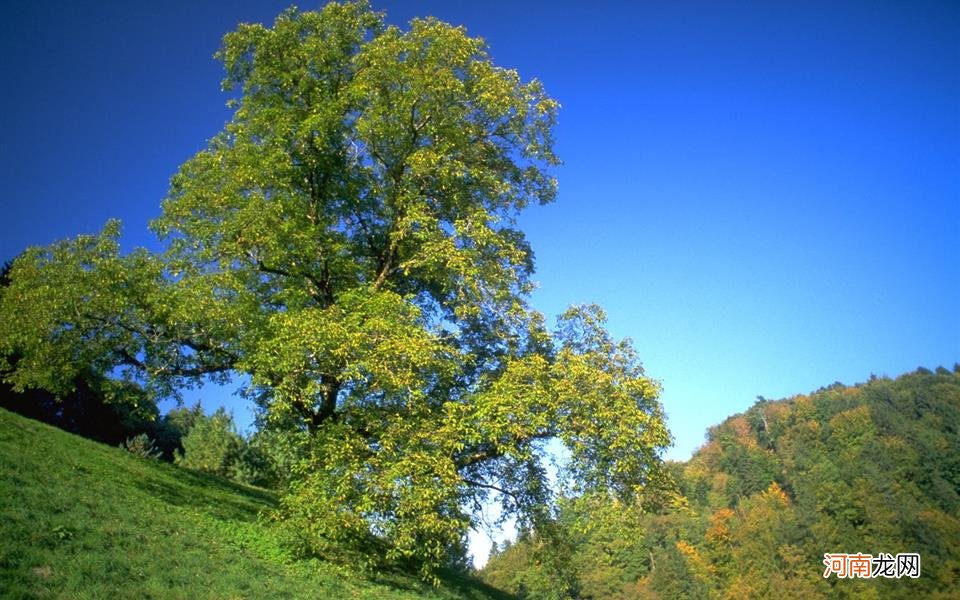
[0,408,508,599]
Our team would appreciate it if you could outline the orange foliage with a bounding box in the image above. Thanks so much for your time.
[727,416,758,449]
[676,539,714,574]
[706,507,736,545]
[762,481,790,506]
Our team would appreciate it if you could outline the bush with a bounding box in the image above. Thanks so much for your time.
[149,401,206,460]
[229,443,275,488]
[120,433,162,460]
[245,426,310,488]
[171,407,299,489]
[174,408,242,477]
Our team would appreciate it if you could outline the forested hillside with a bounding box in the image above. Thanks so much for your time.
[481,367,960,599]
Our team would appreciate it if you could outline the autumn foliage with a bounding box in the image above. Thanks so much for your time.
[482,367,960,599]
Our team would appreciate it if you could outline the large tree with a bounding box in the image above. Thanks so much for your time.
[0,1,670,574]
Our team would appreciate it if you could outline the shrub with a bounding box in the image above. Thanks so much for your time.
[174,408,242,477]
[120,433,162,460]
[229,443,275,488]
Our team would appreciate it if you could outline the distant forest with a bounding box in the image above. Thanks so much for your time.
[481,367,960,599]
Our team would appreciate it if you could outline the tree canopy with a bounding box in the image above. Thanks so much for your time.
[0,1,670,574]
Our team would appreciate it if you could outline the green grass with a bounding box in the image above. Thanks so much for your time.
[0,408,511,599]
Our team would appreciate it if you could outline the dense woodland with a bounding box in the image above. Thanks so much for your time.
[481,367,960,599]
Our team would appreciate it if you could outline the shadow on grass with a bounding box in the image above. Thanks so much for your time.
[0,408,276,523]
[130,464,277,523]
[437,570,517,600]
[369,563,517,600]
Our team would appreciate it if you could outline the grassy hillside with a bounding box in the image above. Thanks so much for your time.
[0,408,509,600]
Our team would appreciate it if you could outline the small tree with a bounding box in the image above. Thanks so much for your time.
[229,439,276,488]
[244,424,310,488]
[149,401,206,460]
[121,433,163,460]
[175,408,242,477]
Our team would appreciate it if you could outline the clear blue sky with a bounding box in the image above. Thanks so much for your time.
[2,0,958,463]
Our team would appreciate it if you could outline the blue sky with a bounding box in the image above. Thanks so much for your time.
[2,0,958,468]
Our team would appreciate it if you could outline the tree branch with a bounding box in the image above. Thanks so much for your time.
[463,477,522,503]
